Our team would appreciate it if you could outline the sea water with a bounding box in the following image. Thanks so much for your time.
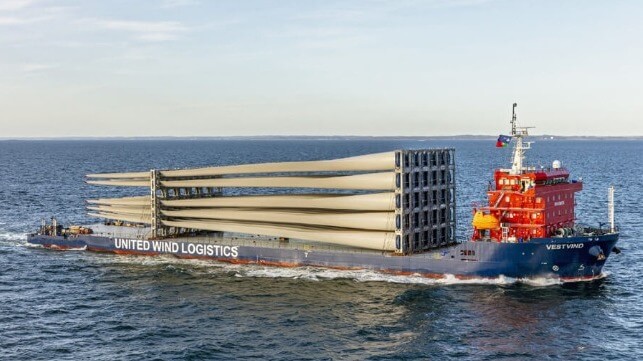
[0,139,641,360]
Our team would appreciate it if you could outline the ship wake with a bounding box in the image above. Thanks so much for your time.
[86,253,602,287]
[0,231,27,243]
[238,266,569,287]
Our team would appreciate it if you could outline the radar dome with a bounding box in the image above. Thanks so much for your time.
[552,160,562,169]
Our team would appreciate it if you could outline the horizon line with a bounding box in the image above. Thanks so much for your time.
[1,135,642,141]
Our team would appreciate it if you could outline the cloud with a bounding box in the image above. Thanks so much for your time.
[0,4,67,26]
[0,0,33,11]
[0,15,50,25]
[21,63,56,72]
[87,19,189,42]
[160,0,199,9]
[293,0,496,23]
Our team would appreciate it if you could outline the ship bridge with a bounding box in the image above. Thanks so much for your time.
[472,103,583,242]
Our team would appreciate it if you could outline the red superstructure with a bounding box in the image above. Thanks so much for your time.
[471,104,583,242]
[472,166,582,242]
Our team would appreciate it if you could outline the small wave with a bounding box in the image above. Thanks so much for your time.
[91,253,236,270]
[559,272,608,284]
[518,276,562,287]
[50,245,88,252]
[23,242,43,249]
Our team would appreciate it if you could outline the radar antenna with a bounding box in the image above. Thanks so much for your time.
[511,103,517,136]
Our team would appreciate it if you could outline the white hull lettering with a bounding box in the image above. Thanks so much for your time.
[114,238,238,258]
[546,243,584,250]
[114,238,150,251]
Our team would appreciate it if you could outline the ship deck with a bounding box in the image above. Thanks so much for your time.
[87,224,457,259]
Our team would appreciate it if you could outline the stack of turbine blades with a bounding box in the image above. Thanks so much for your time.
[162,192,395,211]
[85,152,396,187]
[163,219,396,251]
[161,208,396,231]
[84,151,404,250]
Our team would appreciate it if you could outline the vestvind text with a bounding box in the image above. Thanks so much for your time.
[546,243,584,250]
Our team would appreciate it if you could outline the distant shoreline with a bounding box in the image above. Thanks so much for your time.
[1,135,641,141]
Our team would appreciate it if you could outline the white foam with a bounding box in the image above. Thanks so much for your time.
[91,253,239,272]
[0,231,27,242]
[213,265,568,287]
[559,272,608,283]
[518,276,562,287]
[51,245,88,251]
[23,242,44,249]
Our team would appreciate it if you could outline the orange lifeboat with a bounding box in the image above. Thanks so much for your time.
[472,211,499,230]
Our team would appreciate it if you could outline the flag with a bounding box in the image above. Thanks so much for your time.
[496,135,512,147]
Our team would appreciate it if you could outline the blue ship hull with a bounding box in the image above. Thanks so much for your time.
[26,232,619,281]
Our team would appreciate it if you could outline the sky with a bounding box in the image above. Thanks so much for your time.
[0,0,642,137]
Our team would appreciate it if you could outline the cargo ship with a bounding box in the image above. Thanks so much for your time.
[28,105,620,281]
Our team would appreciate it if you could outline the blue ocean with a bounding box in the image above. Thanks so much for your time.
[0,139,641,360]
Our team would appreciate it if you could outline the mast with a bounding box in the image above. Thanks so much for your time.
[609,185,615,233]
[511,102,517,136]
[509,103,532,175]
